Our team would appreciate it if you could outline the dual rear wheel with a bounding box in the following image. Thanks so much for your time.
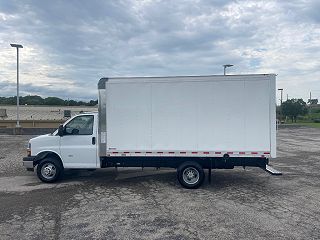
[177,161,205,189]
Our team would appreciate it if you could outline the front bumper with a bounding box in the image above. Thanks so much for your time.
[23,156,36,171]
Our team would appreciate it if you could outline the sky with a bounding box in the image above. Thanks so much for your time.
[0,0,319,102]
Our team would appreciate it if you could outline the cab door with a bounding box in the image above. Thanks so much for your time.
[59,114,98,168]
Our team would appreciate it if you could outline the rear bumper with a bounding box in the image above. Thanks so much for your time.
[23,156,36,170]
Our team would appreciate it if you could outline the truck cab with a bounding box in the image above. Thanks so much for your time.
[23,112,99,182]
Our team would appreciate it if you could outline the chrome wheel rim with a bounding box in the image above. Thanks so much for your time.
[182,167,199,185]
[41,163,57,180]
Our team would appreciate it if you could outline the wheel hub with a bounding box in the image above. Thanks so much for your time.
[186,170,195,179]
[182,167,199,184]
[41,163,56,179]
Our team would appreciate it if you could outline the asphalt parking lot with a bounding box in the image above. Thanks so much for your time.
[0,127,320,240]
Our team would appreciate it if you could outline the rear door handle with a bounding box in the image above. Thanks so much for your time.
[92,137,96,145]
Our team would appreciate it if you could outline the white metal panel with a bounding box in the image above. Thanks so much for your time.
[196,80,246,151]
[104,74,276,156]
[106,83,152,151]
[243,79,270,151]
[151,82,198,150]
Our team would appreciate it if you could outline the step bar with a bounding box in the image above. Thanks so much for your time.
[264,165,282,175]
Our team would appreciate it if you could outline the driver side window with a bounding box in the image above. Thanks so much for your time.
[65,115,94,135]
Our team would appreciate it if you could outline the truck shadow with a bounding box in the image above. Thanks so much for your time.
[61,168,270,190]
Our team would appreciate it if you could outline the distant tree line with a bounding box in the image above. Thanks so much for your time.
[0,95,98,106]
[278,98,320,123]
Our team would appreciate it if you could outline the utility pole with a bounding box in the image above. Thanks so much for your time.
[278,88,283,123]
[10,43,23,128]
[278,88,283,105]
[309,92,312,103]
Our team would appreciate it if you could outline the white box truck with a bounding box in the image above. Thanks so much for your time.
[23,74,280,188]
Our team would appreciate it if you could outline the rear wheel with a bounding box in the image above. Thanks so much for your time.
[177,161,204,189]
[37,158,63,183]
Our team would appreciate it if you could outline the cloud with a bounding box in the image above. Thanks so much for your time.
[0,0,319,101]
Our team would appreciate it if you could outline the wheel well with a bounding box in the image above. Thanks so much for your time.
[177,161,203,171]
[35,151,63,168]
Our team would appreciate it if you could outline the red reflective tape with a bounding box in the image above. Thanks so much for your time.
[203,152,209,154]
[135,152,141,153]
[251,152,258,154]
[124,152,129,154]
[112,152,118,154]
[264,152,270,154]
[146,152,152,154]
[215,152,221,154]
[192,152,198,154]
[227,152,233,154]
[157,152,163,154]
[180,152,186,154]
[169,152,175,154]
[239,152,245,155]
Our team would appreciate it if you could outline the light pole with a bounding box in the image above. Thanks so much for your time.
[278,88,283,123]
[278,88,283,105]
[10,43,23,128]
[223,64,233,75]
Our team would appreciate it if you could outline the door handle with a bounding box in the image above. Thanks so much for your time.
[92,137,96,145]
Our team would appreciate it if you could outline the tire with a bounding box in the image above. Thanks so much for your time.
[177,161,205,189]
[36,158,64,183]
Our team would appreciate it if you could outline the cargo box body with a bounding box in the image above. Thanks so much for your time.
[98,74,276,159]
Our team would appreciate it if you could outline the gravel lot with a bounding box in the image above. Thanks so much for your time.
[0,127,320,239]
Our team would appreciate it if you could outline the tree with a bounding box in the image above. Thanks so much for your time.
[282,98,308,122]
[20,95,44,105]
[88,100,98,106]
[43,97,65,106]
[308,99,318,105]
[0,95,97,106]
[0,96,16,105]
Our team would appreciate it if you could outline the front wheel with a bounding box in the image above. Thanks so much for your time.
[37,158,63,183]
[177,161,204,189]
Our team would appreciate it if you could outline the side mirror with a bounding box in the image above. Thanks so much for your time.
[58,124,64,137]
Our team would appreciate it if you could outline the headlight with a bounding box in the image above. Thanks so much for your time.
[27,142,31,157]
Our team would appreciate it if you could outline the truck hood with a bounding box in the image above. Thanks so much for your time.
[29,133,60,156]
[30,134,52,143]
